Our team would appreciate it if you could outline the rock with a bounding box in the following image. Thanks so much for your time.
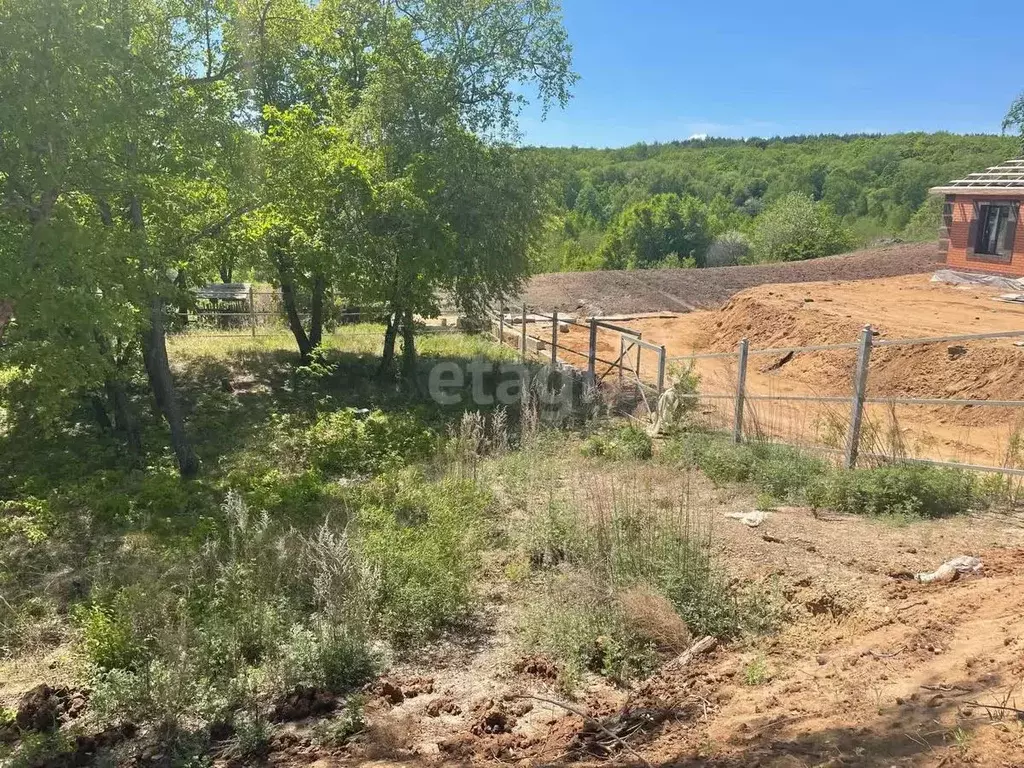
[15,684,87,732]
[271,685,338,722]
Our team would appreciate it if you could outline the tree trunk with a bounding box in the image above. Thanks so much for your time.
[142,295,199,478]
[90,395,113,433]
[0,299,12,343]
[309,273,325,350]
[379,311,399,376]
[105,378,143,460]
[280,274,313,363]
[400,308,417,382]
[219,263,233,283]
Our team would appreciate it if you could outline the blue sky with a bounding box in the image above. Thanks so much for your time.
[518,0,1024,147]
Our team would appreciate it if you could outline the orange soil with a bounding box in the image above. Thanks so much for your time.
[542,274,1024,467]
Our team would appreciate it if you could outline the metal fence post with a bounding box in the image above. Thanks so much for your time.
[618,335,624,384]
[550,310,559,366]
[733,338,749,443]
[248,285,256,338]
[587,319,597,382]
[498,302,504,347]
[656,345,667,395]
[520,303,527,362]
[844,325,873,468]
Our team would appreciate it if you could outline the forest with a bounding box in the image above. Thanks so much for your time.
[529,132,1020,271]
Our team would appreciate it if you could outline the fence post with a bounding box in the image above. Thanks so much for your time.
[657,345,667,395]
[520,303,527,362]
[498,302,504,347]
[618,335,624,385]
[587,319,597,382]
[733,338,749,443]
[248,284,256,338]
[550,310,559,366]
[844,325,873,469]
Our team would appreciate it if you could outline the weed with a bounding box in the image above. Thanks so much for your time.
[742,655,771,686]
[581,423,653,460]
[311,696,366,747]
[806,464,976,518]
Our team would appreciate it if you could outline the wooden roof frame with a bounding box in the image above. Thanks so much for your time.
[930,158,1024,196]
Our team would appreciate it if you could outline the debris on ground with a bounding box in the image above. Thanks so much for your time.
[914,555,983,583]
[725,510,767,528]
[271,685,338,722]
[14,684,88,732]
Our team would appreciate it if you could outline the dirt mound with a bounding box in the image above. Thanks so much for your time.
[524,242,939,314]
[695,281,1024,428]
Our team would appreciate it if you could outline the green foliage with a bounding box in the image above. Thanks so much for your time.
[306,409,436,478]
[311,696,366,747]
[705,230,751,267]
[354,470,489,643]
[1005,92,1024,152]
[742,656,771,686]
[533,132,1016,271]
[581,423,653,460]
[521,579,659,691]
[806,464,976,518]
[599,194,715,269]
[749,193,853,263]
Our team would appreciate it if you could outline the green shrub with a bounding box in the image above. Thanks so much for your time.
[521,579,659,691]
[355,470,488,643]
[580,423,653,461]
[806,464,976,518]
[748,443,828,500]
[306,409,435,477]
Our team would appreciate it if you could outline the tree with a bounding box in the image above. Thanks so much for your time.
[0,0,254,477]
[749,193,853,263]
[1005,92,1024,151]
[247,106,372,364]
[598,194,713,269]
[705,231,750,267]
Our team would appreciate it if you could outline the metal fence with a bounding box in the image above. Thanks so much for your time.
[490,303,1024,477]
[668,326,1024,476]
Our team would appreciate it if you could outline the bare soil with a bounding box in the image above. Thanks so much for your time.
[267,466,1024,768]
[534,274,1024,467]
[522,243,941,315]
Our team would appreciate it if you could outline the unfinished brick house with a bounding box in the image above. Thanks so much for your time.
[930,158,1024,277]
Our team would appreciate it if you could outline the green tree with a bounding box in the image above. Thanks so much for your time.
[0,0,254,476]
[749,193,853,263]
[598,194,713,269]
[1005,92,1024,151]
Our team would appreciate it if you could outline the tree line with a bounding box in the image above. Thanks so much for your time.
[0,0,575,477]
[529,130,1020,272]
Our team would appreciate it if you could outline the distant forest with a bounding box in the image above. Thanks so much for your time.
[527,133,1018,272]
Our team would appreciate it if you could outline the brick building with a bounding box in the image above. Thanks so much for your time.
[930,159,1024,277]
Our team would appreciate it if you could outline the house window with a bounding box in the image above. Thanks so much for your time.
[973,202,1019,258]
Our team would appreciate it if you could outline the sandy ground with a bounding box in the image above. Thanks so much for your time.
[521,274,1024,468]
[265,466,1024,768]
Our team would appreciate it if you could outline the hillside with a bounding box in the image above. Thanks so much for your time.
[529,132,1017,272]
[522,241,939,314]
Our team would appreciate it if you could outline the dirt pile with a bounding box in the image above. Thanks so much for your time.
[523,242,939,315]
[695,281,1024,427]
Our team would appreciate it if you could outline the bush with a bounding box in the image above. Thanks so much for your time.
[705,230,750,267]
[306,409,435,477]
[806,464,976,518]
[355,470,488,643]
[580,423,653,460]
[750,193,853,263]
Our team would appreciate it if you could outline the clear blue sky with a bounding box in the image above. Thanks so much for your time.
[519,0,1024,147]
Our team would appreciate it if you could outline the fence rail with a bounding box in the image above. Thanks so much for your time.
[490,305,1024,478]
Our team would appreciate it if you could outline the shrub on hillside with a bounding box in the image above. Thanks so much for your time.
[705,230,750,267]
[750,193,853,263]
[806,464,976,518]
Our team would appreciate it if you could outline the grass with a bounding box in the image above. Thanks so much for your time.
[662,430,981,517]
